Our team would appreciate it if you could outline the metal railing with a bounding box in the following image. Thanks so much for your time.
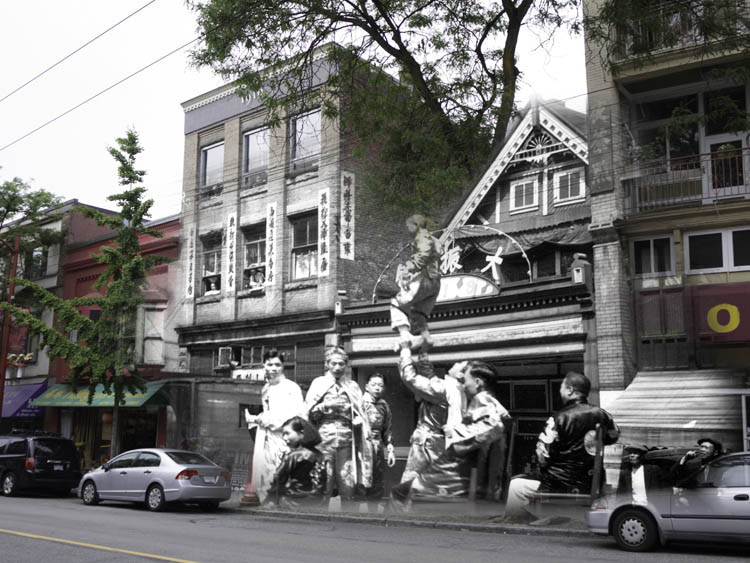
[623,145,750,214]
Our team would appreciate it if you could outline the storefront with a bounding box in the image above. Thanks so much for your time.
[337,273,596,494]
[30,380,168,470]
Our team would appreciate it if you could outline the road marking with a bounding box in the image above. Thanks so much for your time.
[0,527,201,563]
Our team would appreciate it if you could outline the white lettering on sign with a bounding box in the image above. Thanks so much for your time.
[436,274,499,303]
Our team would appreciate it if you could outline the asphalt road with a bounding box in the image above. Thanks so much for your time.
[1,493,750,563]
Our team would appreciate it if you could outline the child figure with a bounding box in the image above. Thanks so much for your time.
[391,214,442,351]
[265,416,327,509]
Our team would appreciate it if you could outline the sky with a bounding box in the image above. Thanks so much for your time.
[0,1,588,221]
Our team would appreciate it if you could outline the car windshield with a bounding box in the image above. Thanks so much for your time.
[33,439,76,460]
[166,452,216,466]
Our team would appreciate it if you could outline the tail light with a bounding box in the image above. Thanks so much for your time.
[176,469,198,480]
[221,471,230,482]
[25,457,35,471]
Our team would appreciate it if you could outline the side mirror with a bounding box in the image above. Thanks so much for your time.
[100,462,110,471]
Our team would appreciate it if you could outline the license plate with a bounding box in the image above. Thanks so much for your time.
[203,475,218,484]
[53,464,63,471]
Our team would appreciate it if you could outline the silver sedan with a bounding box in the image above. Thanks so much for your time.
[78,448,232,511]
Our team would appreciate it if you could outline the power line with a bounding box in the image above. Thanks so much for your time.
[0,0,159,105]
[0,36,199,154]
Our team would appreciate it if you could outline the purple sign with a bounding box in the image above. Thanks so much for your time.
[2,381,47,418]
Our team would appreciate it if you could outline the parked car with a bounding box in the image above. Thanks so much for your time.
[586,452,750,552]
[0,431,81,496]
[78,448,232,511]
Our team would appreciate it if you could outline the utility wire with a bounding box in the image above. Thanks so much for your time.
[0,36,199,154]
[0,0,159,105]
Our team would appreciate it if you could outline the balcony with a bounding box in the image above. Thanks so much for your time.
[623,144,750,215]
[613,0,749,62]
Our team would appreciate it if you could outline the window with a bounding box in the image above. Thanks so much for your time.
[509,177,538,212]
[24,247,47,280]
[6,439,27,455]
[553,169,585,204]
[141,307,165,364]
[243,128,269,187]
[532,248,577,280]
[705,87,746,136]
[200,142,224,189]
[109,451,138,469]
[242,226,266,290]
[134,452,161,468]
[241,344,297,379]
[288,110,321,178]
[634,94,700,169]
[201,235,222,294]
[291,214,318,279]
[685,227,750,273]
[632,237,673,276]
[704,457,750,487]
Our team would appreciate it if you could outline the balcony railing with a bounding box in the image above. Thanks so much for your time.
[623,145,750,215]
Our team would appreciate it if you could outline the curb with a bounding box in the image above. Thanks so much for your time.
[224,506,595,538]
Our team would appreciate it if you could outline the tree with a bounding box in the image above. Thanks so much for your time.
[0,130,167,457]
[188,0,580,214]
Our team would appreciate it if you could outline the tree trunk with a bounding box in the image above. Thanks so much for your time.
[109,403,121,458]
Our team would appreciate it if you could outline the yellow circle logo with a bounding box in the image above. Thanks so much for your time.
[706,303,740,333]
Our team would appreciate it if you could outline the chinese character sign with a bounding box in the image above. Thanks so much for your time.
[340,172,355,260]
[266,203,277,284]
[319,188,330,277]
[185,227,195,299]
[226,213,237,293]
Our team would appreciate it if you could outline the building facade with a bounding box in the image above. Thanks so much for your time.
[584,0,750,450]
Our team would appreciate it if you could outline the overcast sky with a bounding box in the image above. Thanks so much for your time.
[0,1,587,221]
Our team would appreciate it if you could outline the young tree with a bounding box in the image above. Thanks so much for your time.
[0,130,167,457]
[188,0,580,214]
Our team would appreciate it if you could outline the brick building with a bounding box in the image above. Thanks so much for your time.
[584,0,750,450]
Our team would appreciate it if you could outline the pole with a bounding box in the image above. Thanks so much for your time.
[0,235,21,420]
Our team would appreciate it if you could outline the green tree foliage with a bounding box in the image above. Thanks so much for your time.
[0,174,63,298]
[188,0,579,214]
[0,130,167,456]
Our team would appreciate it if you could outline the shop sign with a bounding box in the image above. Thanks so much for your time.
[436,273,499,303]
[694,282,750,341]
[318,188,330,276]
[340,172,355,260]
[231,368,265,382]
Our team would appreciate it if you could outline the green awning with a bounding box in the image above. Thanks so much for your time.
[30,380,168,408]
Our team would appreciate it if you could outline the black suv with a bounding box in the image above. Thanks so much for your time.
[0,431,81,496]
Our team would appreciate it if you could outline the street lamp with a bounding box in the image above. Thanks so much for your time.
[0,235,21,420]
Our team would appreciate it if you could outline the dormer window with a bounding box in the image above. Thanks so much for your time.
[553,168,585,205]
[510,176,538,213]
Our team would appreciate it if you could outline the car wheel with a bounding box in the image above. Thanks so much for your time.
[2,472,18,497]
[146,484,165,512]
[613,508,659,552]
[199,501,220,512]
[81,481,99,505]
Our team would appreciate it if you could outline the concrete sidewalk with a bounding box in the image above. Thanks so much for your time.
[222,492,594,537]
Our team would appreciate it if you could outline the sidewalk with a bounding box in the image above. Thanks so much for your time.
[222,492,594,538]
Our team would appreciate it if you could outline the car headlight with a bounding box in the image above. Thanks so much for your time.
[591,497,608,510]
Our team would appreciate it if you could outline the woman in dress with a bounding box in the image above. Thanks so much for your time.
[245,348,305,503]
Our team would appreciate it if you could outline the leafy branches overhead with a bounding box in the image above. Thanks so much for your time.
[189,0,580,213]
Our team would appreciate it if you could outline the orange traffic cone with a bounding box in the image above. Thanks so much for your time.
[241,473,260,505]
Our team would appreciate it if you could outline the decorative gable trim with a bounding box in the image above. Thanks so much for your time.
[441,107,588,242]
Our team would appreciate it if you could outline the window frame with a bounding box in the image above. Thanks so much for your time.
[25,246,48,280]
[242,224,267,291]
[242,127,269,188]
[200,235,222,295]
[200,141,225,191]
[630,235,675,278]
[287,110,321,178]
[509,176,538,213]
[684,227,750,274]
[290,213,319,280]
[552,167,586,205]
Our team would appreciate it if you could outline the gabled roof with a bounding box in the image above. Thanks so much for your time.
[441,99,588,240]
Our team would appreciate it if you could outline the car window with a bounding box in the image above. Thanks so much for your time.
[134,452,161,468]
[6,439,27,455]
[32,439,77,460]
[166,452,216,466]
[704,458,750,487]
[108,452,139,469]
[0,438,9,452]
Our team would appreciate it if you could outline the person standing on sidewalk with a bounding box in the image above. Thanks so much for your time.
[306,347,372,508]
[362,373,396,511]
[503,371,619,522]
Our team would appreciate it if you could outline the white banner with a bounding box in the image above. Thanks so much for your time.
[340,171,355,260]
[185,227,195,299]
[265,203,277,285]
[225,213,237,294]
[318,188,330,277]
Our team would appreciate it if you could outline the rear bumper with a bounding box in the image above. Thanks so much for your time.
[164,480,232,503]
[19,471,81,491]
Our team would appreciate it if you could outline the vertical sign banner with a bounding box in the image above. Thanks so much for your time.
[318,188,330,277]
[225,213,237,294]
[340,171,355,260]
[265,203,277,285]
[185,227,195,299]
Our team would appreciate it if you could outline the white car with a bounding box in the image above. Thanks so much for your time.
[586,452,750,551]
[78,448,232,512]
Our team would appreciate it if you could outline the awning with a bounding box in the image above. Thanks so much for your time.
[2,382,47,418]
[31,380,168,408]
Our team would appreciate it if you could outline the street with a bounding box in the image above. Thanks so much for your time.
[1,494,750,563]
